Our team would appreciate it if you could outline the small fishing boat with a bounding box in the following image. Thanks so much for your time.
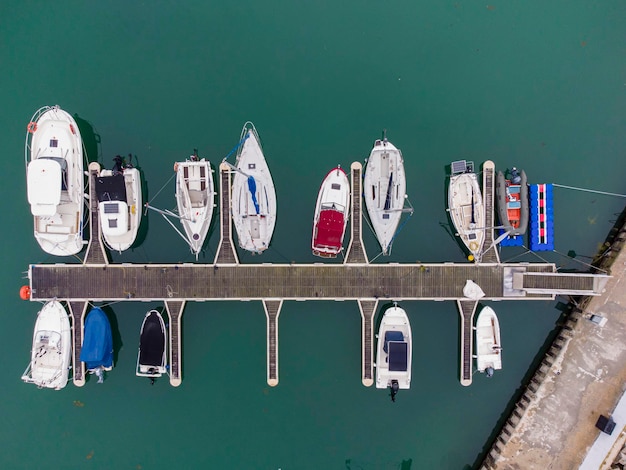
[474,306,502,377]
[21,301,72,390]
[448,160,485,261]
[375,303,412,402]
[94,156,142,252]
[136,310,167,383]
[174,153,215,258]
[363,134,408,255]
[229,122,277,254]
[496,167,528,236]
[25,105,85,256]
[80,307,113,383]
[311,166,350,258]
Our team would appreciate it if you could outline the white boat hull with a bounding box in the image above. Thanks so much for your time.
[231,123,276,254]
[448,166,485,258]
[26,106,84,256]
[175,159,215,257]
[375,305,412,390]
[311,167,350,257]
[475,306,502,374]
[363,138,406,255]
[97,166,142,252]
[22,301,72,390]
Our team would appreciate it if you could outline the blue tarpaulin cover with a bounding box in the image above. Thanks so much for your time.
[80,307,113,370]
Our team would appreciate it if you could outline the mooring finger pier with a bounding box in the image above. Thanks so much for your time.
[27,162,610,387]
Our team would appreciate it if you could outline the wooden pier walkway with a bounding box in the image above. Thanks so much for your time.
[27,162,610,388]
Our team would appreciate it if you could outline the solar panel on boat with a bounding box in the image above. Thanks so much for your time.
[104,203,119,214]
[388,342,408,372]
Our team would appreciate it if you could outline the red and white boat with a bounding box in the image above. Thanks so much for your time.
[311,166,350,258]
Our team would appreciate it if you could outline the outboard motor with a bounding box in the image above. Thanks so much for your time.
[112,155,124,175]
[509,167,522,185]
[390,380,400,402]
[95,367,104,384]
[485,366,494,378]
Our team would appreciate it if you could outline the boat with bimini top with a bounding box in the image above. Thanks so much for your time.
[80,307,114,383]
[448,160,485,261]
[93,156,142,252]
[363,133,409,255]
[375,303,412,402]
[21,300,72,390]
[496,167,528,237]
[174,151,215,259]
[136,310,167,384]
[228,122,277,254]
[474,305,502,377]
[25,105,85,256]
[311,166,350,258]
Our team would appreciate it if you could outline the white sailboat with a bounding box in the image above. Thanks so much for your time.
[375,303,412,402]
[93,157,142,252]
[363,134,408,255]
[25,105,85,256]
[21,300,72,390]
[230,122,276,254]
[474,306,502,377]
[174,154,215,259]
[311,166,350,258]
[448,160,485,261]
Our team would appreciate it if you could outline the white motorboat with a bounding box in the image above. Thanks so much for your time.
[175,154,215,259]
[311,166,350,258]
[363,135,408,255]
[448,160,485,261]
[136,310,167,383]
[21,300,72,390]
[375,303,412,402]
[230,122,276,254]
[474,306,502,377]
[25,105,85,256]
[93,157,142,252]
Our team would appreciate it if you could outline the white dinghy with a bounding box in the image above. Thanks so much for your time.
[448,160,485,261]
[21,300,72,390]
[375,303,412,402]
[474,306,502,377]
[93,156,142,252]
[174,153,215,259]
[363,134,409,255]
[25,105,85,256]
[229,122,276,254]
[311,166,350,258]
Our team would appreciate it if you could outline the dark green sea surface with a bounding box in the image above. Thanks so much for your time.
[2,1,625,469]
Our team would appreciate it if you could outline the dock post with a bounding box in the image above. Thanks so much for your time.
[67,301,88,387]
[164,300,186,387]
[357,299,378,386]
[457,300,479,386]
[263,299,283,386]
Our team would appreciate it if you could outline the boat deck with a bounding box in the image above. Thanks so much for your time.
[28,162,610,388]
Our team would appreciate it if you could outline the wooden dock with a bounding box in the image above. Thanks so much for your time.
[26,162,611,388]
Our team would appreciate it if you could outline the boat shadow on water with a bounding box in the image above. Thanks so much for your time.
[73,113,100,164]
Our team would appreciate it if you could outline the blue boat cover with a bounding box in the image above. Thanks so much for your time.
[80,307,113,370]
[384,331,404,353]
[388,342,408,372]
[248,176,260,214]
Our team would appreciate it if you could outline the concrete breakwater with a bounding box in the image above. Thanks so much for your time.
[479,205,626,470]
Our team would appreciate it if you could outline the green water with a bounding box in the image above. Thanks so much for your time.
[2,1,625,468]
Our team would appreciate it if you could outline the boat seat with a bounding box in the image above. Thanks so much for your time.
[384,331,404,353]
[508,201,521,209]
[189,190,205,208]
[508,186,521,194]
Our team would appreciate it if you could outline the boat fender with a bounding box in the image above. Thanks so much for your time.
[69,123,76,135]
[173,162,179,172]
[27,122,37,133]
[19,285,31,300]
[469,241,478,252]
[130,205,136,215]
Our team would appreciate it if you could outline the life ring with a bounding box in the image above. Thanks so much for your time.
[19,285,31,300]
[27,122,37,133]
[469,241,478,252]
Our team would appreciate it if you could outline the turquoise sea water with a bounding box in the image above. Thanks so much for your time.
[2,1,625,469]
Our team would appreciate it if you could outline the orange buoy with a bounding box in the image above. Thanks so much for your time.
[19,285,31,300]
[27,122,37,133]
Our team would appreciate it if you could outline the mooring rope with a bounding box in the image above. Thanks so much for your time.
[553,183,626,198]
